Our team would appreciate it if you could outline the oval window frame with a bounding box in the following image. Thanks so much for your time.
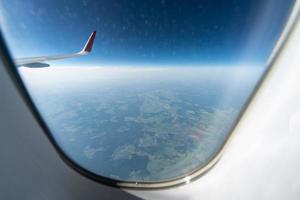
[0,1,299,189]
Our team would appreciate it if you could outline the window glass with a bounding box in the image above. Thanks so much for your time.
[0,0,294,185]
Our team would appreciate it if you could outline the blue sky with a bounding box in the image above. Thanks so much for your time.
[0,0,294,67]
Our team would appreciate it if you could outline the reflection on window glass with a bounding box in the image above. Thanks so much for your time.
[0,0,294,184]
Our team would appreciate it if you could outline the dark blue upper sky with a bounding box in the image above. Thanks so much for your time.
[0,0,294,66]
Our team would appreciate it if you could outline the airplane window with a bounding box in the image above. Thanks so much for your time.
[0,0,295,187]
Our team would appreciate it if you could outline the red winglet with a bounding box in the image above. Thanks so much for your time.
[83,31,96,53]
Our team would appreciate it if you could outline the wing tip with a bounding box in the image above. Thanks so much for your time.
[82,31,96,53]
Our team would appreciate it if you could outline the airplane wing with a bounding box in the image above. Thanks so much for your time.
[15,31,96,67]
